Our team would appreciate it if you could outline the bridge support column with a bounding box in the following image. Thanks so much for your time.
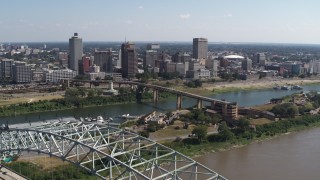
[197,99,203,109]
[222,103,228,117]
[153,89,159,104]
[176,95,182,110]
[211,101,216,110]
[66,80,70,88]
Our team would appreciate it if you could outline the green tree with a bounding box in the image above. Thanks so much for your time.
[218,122,235,141]
[78,87,86,97]
[238,118,250,132]
[65,88,80,98]
[194,79,202,87]
[271,103,298,118]
[192,125,208,142]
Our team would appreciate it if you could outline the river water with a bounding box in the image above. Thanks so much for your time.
[2,83,320,124]
[195,128,320,180]
[2,83,320,179]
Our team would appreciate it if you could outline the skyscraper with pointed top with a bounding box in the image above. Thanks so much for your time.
[69,33,83,74]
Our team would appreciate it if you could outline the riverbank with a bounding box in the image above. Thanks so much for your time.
[162,114,320,158]
[203,78,320,94]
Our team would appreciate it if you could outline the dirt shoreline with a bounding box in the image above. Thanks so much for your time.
[203,77,320,91]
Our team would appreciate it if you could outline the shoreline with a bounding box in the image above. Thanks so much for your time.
[203,78,320,93]
[163,118,320,159]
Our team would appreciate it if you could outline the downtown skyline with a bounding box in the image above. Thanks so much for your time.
[1,0,320,44]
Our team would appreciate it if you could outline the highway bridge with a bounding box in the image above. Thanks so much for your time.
[0,121,227,180]
[71,80,238,119]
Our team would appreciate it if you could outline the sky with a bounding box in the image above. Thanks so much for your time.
[1,0,320,44]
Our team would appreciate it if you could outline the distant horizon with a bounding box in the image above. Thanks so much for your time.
[2,41,320,46]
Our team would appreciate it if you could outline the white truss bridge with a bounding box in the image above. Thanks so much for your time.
[0,121,227,180]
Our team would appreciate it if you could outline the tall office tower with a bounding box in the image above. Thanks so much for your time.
[94,50,113,73]
[13,62,32,83]
[0,59,14,80]
[242,58,253,71]
[253,53,266,65]
[172,52,183,63]
[144,50,158,68]
[79,56,91,74]
[68,33,83,74]
[193,38,208,59]
[121,42,137,78]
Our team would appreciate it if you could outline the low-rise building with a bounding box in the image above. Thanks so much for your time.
[43,69,76,83]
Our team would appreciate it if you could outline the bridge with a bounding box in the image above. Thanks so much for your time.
[70,80,238,119]
[0,121,227,180]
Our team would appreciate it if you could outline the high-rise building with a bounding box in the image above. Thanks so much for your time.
[68,33,83,74]
[144,50,158,68]
[253,53,266,65]
[0,59,14,80]
[79,56,91,74]
[193,38,208,59]
[13,62,32,83]
[242,58,253,71]
[121,42,138,78]
[94,50,113,73]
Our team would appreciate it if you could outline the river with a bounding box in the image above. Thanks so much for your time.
[2,83,320,179]
[1,83,320,124]
[195,128,320,180]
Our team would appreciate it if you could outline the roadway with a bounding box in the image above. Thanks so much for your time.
[0,165,27,180]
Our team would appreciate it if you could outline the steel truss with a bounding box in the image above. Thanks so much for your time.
[0,121,226,180]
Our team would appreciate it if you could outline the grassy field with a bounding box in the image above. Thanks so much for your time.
[150,120,196,140]
[0,94,63,106]
[19,156,65,170]
[150,120,217,141]
[252,103,276,111]
[249,118,273,125]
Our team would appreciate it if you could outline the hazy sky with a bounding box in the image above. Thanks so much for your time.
[1,0,320,44]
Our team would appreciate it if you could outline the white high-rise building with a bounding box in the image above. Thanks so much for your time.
[68,33,83,74]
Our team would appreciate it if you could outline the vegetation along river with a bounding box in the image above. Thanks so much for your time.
[2,83,320,179]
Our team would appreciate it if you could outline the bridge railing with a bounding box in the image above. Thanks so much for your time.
[0,121,227,180]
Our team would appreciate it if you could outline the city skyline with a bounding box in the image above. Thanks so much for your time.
[1,0,320,44]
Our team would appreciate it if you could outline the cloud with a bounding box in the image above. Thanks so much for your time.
[224,14,233,18]
[138,5,143,9]
[55,23,61,27]
[125,20,133,25]
[179,13,191,19]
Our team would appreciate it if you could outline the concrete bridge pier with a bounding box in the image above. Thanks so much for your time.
[222,103,228,117]
[197,99,203,109]
[176,95,182,110]
[211,101,216,109]
[153,89,159,103]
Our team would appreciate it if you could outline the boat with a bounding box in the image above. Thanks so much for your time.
[292,85,303,90]
[280,86,291,90]
[97,116,104,123]
[120,114,130,118]
[84,117,92,122]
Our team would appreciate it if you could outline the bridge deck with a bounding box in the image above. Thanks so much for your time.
[1,121,227,180]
